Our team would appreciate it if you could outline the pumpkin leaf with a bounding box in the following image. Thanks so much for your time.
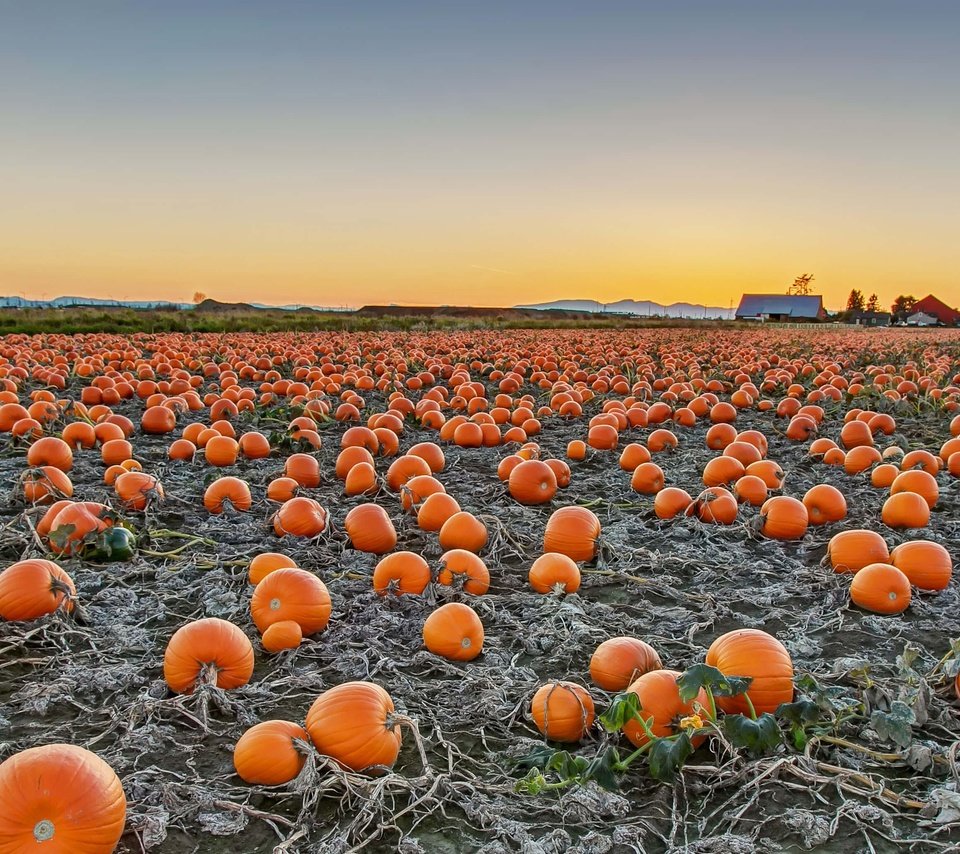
[581,745,621,791]
[514,768,547,795]
[677,664,753,702]
[513,744,559,771]
[545,750,588,780]
[871,701,915,748]
[647,732,694,782]
[775,699,821,726]
[600,691,642,732]
[47,523,76,552]
[723,713,781,755]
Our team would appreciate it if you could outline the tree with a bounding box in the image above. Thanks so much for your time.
[787,274,814,296]
[891,294,916,317]
[846,289,865,312]
[866,293,879,312]
[193,292,206,304]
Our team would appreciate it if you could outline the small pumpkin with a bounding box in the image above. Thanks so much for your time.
[530,681,595,742]
[273,497,328,537]
[881,491,930,529]
[653,486,693,519]
[261,620,304,654]
[850,563,911,614]
[508,459,558,504]
[344,504,397,554]
[0,559,76,621]
[114,471,164,511]
[423,602,484,661]
[284,453,321,488]
[528,552,581,594]
[416,492,461,532]
[21,465,73,504]
[373,551,430,596]
[204,476,252,513]
[234,720,309,784]
[623,669,709,748]
[589,637,662,691]
[802,484,846,525]
[249,552,298,585]
[437,549,490,595]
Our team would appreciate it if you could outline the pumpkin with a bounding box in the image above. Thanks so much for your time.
[416,492,461,532]
[733,474,768,507]
[589,637,662,691]
[631,461,665,494]
[385,455,431,491]
[890,469,939,509]
[826,529,890,573]
[423,602,484,661]
[273,497,328,537]
[843,446,882,475]
[46,501,116,556]
[141,404,177,434]
[649,486,691,520]
[544,458,571,487]
[689,487,738,524]
[344,504,397,554]
[871,463,899,488]
[840,419,873,449]
[336,446,376,480]
[400,474,445,511]
[705,423,737,450]
[543,506,601,562]
[530,682,595,742]
[251,568,331,636]
[305,681,401,771]
[760,496,808,540]
[203,476,252,513]
[22,465,73,504]
[36,499,73,537]
[890,541,952,591]
[881,491,930,529]
[850,563,911,614]
[344,461,378,496]
[373,551,430,595]
[528,552,581,593]
[702,456,745,487]
[437,549,490,595]
[0,559,76,621]
[249,552,298,585]
[407,441,445,472]
[267,476,299,502]
[744,460,783,488]
[0,743,126,853]
[284,453,321,488]
[238,431,271,459]
[901,449,940,474]
[61,421,97,450]
[168,438,197,461]
[114,471,164,511]
[163,617,255,694]
[587,423,618,450]
[705,628,794,715]
[204,434,240,467]
[622,669,709,748]
[341,426,379,453]
[566,440,587,460]
[261,620,304,654]
[723,440,762,466]
[802,484,847,525]
[438,511,488,553]
[26,436,73,471]
[234,720,309,784]
[508,459,558,504]
[619,443,651,471]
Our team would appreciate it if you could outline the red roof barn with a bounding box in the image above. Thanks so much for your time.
[911,295,960,326]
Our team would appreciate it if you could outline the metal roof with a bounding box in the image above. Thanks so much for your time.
[735,294,823,318]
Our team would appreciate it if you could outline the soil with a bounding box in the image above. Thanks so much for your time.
[1,381,959,853]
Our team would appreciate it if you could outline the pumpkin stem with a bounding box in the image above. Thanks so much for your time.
[33,819,55,842]
[385,712,432,775]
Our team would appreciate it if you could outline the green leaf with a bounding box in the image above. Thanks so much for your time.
[600,691,642,732]
[724,713,781,755]
[48,522,76,552]
[647,732,694,782]
[871,701,915,748]
[514,768,547,795]
[544,750,588,780]
[775,699,821,727]
[581,745,621,791]
[513,744,558,771]
[677,664,753,702]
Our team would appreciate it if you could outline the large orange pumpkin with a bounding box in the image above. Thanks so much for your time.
[0,744,126,853]
[250,568,331,636]
[423,602,484,661]
[705,628,794,715]
[826,529,890,573]
[889,541,952,591]
[273,497,328,537]
[233,720,309,785]
[589,637,662,691]
[344,504,397,554]
[163,617,255,694]
[622,669,709,748]
[0,559,76,621]
[373,551,430,596]
[530,682,595,742]
[543,506,601,562]
[508,459,558,504]
[305,681,402,771]
[850,563,911,614]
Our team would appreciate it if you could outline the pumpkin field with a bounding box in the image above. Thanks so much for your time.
[1,326,960,853]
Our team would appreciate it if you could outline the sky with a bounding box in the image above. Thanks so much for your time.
[1,1,958,311]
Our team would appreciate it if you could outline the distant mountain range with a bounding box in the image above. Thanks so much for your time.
[516,298,736,319]
[0,295,350,312]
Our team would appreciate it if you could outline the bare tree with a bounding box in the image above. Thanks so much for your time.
[787,274,814,296]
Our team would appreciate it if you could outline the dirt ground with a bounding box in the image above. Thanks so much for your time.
[1,384,959,853]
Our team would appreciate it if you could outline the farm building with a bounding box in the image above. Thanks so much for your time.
[905,311,940,327]
[735,294,825,322]
[849,310,891,327]
[910,294,960,326]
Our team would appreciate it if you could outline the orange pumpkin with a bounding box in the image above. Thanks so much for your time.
[890,469,939,509]
[689,487,738,524]
[630,461,665,494]
[344,504,397,554]
[26,436,73,471]
[589,637,662,691]
[251,568,331,636]
[802,484,846,525]
[890,541,952,591]
[248,552,298,585]
[528,552,581,593]
[543,506,601,562]
[508,459,558,504]
[203,476,252,513]
[0,559,76,621]
[438,511,488,553]
[233,720,309,784]
[163,617,255,694]
[204,434,239,467]
[437,549,490,595]
[653,486,693,519]
[622,669,708,748]
[373,551,430,596]
[416,492,461,532]
[881,491,930,529]
[284,453,321,488]
[305,681,401,771]
[114,471,164,511]
[530,682,595,742]
[261,620,304,653]
[423,602,484,661]
[733,474,768,507]
[705,628,794,715]
[21,465,73,504]
[267,476,299,502]
[273,497,328,537]
[850,563,911,614]
[0,744,126,853]
[826,529,890,573]
[760,495,809,540]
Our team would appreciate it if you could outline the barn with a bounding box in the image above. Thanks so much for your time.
[910,295,960,326]
[735,294,825,322]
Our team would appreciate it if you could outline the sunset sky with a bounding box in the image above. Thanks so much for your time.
[2,2,958,311]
